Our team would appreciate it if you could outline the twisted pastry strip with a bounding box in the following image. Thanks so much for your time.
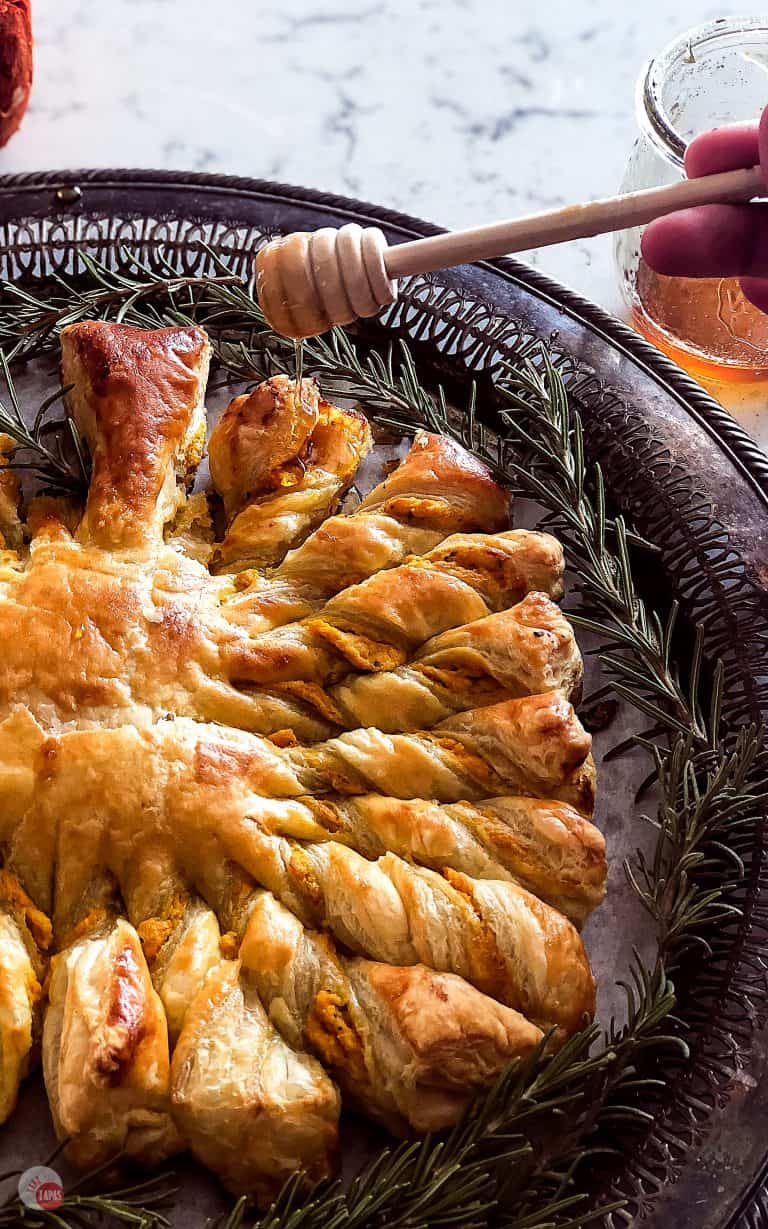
[0,871,50,1123]
[16,691,592,830]
[356,429,510,532]
[303,848,595,1035]
[171,956,340,1200]
[192,785,604,926]
[209,376,373,572]
[40,808,182,1170]
[43,920,182,1170]
[239,890,544,1134]
[227,531,565,692]
[114,844,340,1199]
[43,889,181,1169]
[220,430,515,633]
[252,429,511,574]
[290,693,595,814]
[142,895,223,1043]
[61,321,211,550]
[290,591,583,738]
[272,792,606,927]
[135,692,594,813]
[178,819,594,1036]
[209,376,321,520]
[118,843,225,1043]
[2,337,547,742]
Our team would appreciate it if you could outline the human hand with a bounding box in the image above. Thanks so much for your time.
[642,105,768,313]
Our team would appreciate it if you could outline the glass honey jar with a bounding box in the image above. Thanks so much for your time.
[615,17,768,381]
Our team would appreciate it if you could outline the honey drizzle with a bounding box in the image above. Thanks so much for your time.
[294,337,305,392]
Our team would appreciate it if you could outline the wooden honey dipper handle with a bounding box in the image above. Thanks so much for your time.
[256,164,765,339]
[384,164,765,277]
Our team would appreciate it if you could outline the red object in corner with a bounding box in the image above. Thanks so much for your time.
[0,0,32,147]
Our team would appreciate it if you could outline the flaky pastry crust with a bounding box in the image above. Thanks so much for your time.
[0,321,606,1201]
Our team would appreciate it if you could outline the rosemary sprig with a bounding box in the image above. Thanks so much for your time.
[0,248,465,431]
[216,1030,618,1229]
[0,355,87,492]
[626,725,765,967]
[0,1165,175,1227]
[0,257,241,362]
[493,355,712,745]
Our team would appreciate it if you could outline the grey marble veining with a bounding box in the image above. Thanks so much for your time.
[0,0,732,305]
[0,0,765,447]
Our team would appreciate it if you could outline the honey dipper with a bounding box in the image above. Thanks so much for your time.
[255,164,765,339]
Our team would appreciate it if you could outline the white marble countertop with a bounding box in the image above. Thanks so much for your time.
[1,0,765,448]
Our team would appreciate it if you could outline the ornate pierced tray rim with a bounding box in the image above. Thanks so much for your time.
[0,166,765,507]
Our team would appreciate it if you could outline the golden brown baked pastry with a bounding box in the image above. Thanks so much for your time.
[293,693,595,813]
[61,321,211,550]
[252,844,595,1035]
[34,730,594,1035]
[220,428,518,634]
[43,914,182,1170]
[0,911,38,1121]
[171,957,340,1199]
[0,320,606,1200]
[303,590,584,735]
[0,869,49,1122]
[240,891,544,1133]
[297,793,606,926]
[209,376,373,571]
[239,851,566,1025]
[223,530,566,690]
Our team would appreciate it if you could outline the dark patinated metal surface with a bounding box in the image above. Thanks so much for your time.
[0,170,765,1228]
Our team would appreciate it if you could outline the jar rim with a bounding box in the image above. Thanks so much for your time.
[637,16,768,170]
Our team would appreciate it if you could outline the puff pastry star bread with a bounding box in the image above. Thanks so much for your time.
[0,320,607,1200]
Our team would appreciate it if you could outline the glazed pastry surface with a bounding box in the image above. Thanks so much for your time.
[0,321,605,1200]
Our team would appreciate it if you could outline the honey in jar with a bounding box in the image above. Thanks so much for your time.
[615,18,768,382]
[632,259,768,381]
